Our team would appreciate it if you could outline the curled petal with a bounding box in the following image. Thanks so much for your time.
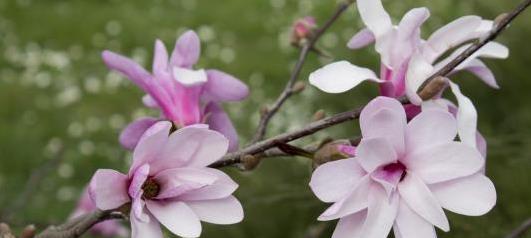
[309,61,380,94]
[405,52,434,105]
[449,82,478,148]
[119,117,158,151]
[89,169,130,211]
[177,168,238,201]
[186,196,244,224]
[347,28,375,49]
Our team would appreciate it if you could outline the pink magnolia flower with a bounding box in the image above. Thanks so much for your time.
[70,187,129,237]
[291,16,317,44]
[89,122,244,238]
[102,30,249,151]
[309,97,496,238]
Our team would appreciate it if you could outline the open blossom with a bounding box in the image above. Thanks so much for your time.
[102,30,249,151]
[70,187,129,237]
[309,97,496,238]
[89,122,243,238]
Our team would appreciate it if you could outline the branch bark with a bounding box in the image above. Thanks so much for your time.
[35,210,124,238]
[505,218,531,238]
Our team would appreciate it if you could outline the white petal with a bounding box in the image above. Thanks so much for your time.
[430,173,496,216]
[146,201,202,238]
[393,201,436,238]
[449,82,478,148]
[434,42,509,73]
[359,185,398,238]
[356,0,392,37]
[173,67,208,86]
[130,121,172,174]
[310,158,366,203]
[309,61,380,93]
[186,196,244,224]
[130,211,163,238]
[331,211,367,238]
[356,138,397,173]
[405,109,457,154]
[318,176,371,221]
[456,59,499,89]
[347,28,375,49]
[405,52,434,105]
[398,173,449,231]
[406,142,484,184]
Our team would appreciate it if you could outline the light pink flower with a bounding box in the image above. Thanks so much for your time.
[102,30,249,151]
[70,187,129,237]
[309,0,507,99]
[309,97,496,238]
[89,122,244,238]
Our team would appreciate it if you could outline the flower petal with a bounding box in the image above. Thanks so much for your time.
[146,200,202,238]
[130,121,172,175]
[406,142,484,184]
[393,200,436,238]
[173,67,208,86]
[391,8,430,66]
[356,138,397,173]
[331,211,367,238]
[430,173,496,216]
[154,167,219,199]
[204,102,240,152]
[347,28,375,49]
[398,173,449,231]
[128,164,150,199]
[170,30,201,68]
[178,168,239,201]
[204,70,249,102]
[356,0,392,37]
[153,39,169,77]
[360,97,407,155]
[186,196,244,224]
[360,185,398,238]
[405,109,457,155]
[101,50,151,90]
[449,82,478,148]
[119,117,158,150]
[455,59,499,89]
[130,211,163,238]
[309,61,380,94]
[89,169,130,211]
[405,52,434,105]
[310,158,366,203]
[318,175,371,221]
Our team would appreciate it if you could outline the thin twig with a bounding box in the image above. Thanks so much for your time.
[505,218,531,238]
[34,210,124,238]
[251,0,354,143]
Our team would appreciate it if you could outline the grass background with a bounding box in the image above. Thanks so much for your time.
[0,0,530,237]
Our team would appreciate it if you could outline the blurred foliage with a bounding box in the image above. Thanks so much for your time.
[0,0,530,237]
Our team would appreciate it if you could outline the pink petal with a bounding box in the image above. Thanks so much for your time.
[477,131,487,159]
[398,173,449,231]
[153,39,169,77]
[130,121,172,175]
[406,142,483,184]
[457,59,499,89]
[119,117,158,150]
[356,138,397,173]
[423,16,482,63]
[204,102,240,152]
[203,70,249,102]
[150,126,229,173]
[177,168,238,201]
[130,210,163,238]
[101,50,151,91]
[142,95,159,108]
[449,82,478,148]
[405,109,457,155]
[128,164,150,199]
[170,30,201,68]
[360,97,407,155]
[309,158,366,203]
[359,185,398,238]
[146,200,202,238]
[89,169,130,210]
[318,175,371,221]
[393,201,436,238]
[430,173,496,216]
[309,61,380,94]
[186,196,244,224]
[331,211,367,238]
[154,167,219,199]
[356,0,392,37]
[347,28,375,49]
[391,8,429,66]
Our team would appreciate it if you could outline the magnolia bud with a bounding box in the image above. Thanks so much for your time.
[292,81,306,93]
[312,109,326,121]
[313,140,355,168]
[419,76,448,100]
[241,154,261,171]
[290,16,317,46]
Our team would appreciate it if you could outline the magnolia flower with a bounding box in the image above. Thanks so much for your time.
[309,0,508,99]
[70,187,129,237]
[309,97,496,238]
[89,122,244,238]
[102,30,249,151]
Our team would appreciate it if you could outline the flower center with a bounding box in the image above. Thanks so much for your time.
[142,177,161,199]
[382,161,407,182]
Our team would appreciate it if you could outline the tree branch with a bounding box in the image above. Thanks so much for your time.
[34,210,124,238]
[251,0,354,143]
[505,218,531,238]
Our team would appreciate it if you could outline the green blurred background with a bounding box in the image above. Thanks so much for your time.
[0,0,530,237]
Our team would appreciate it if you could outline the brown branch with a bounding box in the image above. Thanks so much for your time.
[251,0,354,143]
[505,218,531,238]
[34,210,124,238]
